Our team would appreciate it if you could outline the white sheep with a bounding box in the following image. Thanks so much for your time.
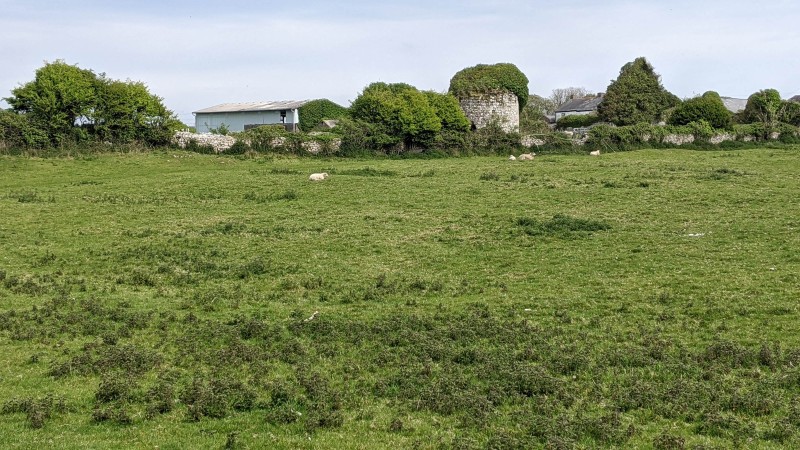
[508,155,517,161]
[309,172,329,181]
[517,153,535,161]
[589,150,601,156]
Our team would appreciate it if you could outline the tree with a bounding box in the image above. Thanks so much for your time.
[4,60,179,147]
[298,99,349,132]
[668,91,732,129]
[519,94,553,133]
[6,60,98,144]
[92,77,179,144]
[422,91,470,133]
[597,57,679,126]
[740,89,786,130]
[349,82,443,149]
[448,63,529,110]
[550,87,591,109]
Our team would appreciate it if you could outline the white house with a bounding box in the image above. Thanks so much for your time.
[193,100,309,133]
[554,94,604,121]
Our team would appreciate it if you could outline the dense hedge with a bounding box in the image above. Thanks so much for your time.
[556,114,601,130]
[449,63,529,109]
[669,92,732,129]
[298,99,349,132]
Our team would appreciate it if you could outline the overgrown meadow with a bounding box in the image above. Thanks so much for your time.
[1,147,799,449]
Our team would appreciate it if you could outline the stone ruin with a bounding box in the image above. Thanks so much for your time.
[457,91,520,133]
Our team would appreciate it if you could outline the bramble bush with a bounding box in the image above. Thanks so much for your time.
[556,113,601,129]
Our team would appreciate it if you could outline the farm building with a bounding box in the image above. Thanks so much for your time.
[720,97,748,113]
[554,94,604,121]
[193,100,309,133]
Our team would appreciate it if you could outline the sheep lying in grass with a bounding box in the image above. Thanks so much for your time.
[309,172,329,181]
[517,153,535,161]
[589,150,601,156]
[508,155,517,161]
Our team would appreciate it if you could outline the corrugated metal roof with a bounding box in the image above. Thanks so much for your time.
[194,100,309,114]
[555,95,604,113]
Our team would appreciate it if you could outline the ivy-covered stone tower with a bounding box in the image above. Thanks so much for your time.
[448,63,528,133]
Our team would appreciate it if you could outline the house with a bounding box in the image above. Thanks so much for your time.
[193,100,309,133]
[554,94,604,121]
[789,95,800,103]
[720,97,748,114]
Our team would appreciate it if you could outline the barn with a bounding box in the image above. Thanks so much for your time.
[193,100,309,133]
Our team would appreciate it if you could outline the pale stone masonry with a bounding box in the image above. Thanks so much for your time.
[458,91,519,132]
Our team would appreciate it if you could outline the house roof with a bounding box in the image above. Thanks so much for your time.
[194,100,309,114]
[789,95,800,103]
[554,95,604,113]
[720,97,748,113]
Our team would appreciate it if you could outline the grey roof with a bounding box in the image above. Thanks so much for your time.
[720,97,748,113]
[555,95,604,113]
[194,100,309,114]
[789,95,800,103]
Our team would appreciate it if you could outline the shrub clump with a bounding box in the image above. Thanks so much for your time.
[516,214,611,237]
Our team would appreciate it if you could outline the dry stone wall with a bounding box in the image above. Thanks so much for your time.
[459,91,519,132]
[173,132,235,152]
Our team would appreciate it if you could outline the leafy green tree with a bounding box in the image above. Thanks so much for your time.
[740,89,786,131]
[92,77,179,144]
[519,94,554,134]
[423,91,470,133]
[4,60,179,147]
[597,57,679,125]
[668,91,732,129]
[5,60,97,144]
[349,82,443,149]
[298,99,349,132]
[448,63,529,110]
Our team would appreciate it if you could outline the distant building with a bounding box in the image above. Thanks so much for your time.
[720,97,748,114]
[193,100,309,133]
[789,95,800,103]
[554,94,604,121]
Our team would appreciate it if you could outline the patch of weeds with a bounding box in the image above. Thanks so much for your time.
[1,394,67,429]
[268,168,301,175]
[338,167,397,177]
[479,172,500,181]
[237,257,271,279]
[8,190,47,203]
[243,190,298,203]
[652,431,685,450]
[602,180,622,188]
[181,376,258,421]
[516,214,611,237]
[709,167,745,180]
[408,169,435,178]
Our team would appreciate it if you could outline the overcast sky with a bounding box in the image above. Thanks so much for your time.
[2,0,798,124]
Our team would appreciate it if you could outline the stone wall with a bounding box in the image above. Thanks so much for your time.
[173,132,235,153]
[459,91,519,133]
[172,131,341,154]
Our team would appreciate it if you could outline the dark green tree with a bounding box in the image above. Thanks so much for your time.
[448,63,529,110]
[298,99,349,132]
[597,57,679,125]
[668,91,732,129]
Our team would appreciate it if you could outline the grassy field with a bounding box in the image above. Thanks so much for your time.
[1,147,799,449]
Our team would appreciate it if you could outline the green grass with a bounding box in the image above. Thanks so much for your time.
[1,147,799,448]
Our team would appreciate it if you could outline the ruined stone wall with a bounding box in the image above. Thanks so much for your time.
[173,132,235,153]
[459,91,519,132]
